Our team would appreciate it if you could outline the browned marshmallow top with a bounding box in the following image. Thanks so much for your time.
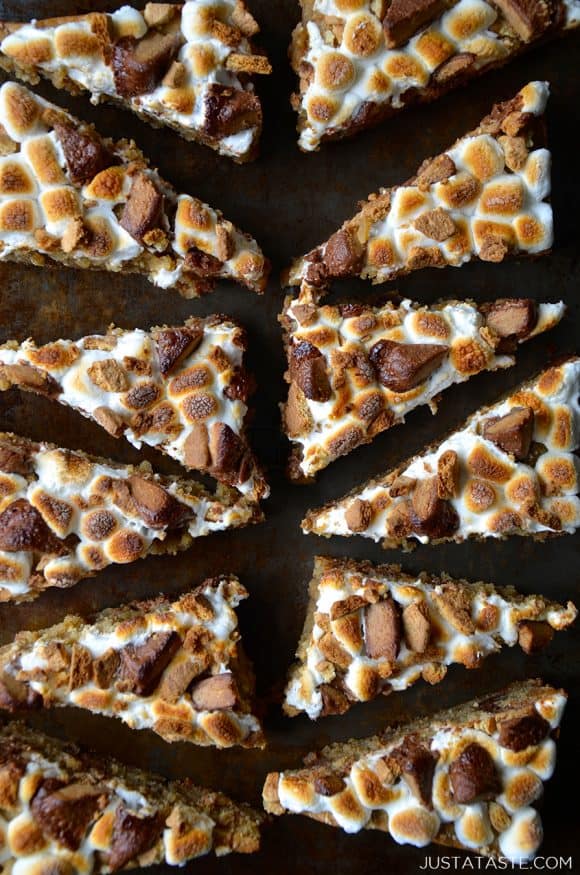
[0,316,268,500]
[0,576,265,748]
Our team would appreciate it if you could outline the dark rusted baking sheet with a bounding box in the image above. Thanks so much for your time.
[0,2,578,872]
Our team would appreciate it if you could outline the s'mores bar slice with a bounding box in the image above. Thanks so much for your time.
[0,82,268,297]
[284,556,576,719]
[0,576,265,749]
[0,2,271,162]
[287,82,553,287]
[303,357,580,546]
[291,0,579,152]
[282,281,564,480]
[0,723,263,872]
[0,432,262,605]
[264,679,566,862]
[0,316,269,500]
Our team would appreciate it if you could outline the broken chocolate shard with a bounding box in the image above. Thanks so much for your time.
[120,172,164,243]
[369,340,448,392]
[53,122,116,186]
[364,597,401,661]
[383,0,449,48]
[410,477,460,539]
[322,227,365,277]
[482,406,534,460]
[449,742,500,803]
[391,739,436,806]
[498,712,550,751]
[290,341,332,402]
[491,0,552,41]
[113,31,182,98]
[128,475,191,529]
[190,672,238,711]
[202,83,261,139]
[117,631,181,696]
[483,299,538,340]
[107,805,164,871]
[0,498,61,553]
[154,327,203,376]
[30,781,106,851]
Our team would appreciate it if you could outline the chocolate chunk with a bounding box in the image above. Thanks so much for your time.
[0,498,61,553]
[432,52,476,84]
[53,123,116,186]
[0,441,31,474]
[364,597,401,660]
[483,299,538,340]
[323,227,364,277]
[391,740,436,806]
[0,672,42,710]
[314,773,346,797]
[209,422,244,478]
[383,0,448,47]
[449,743,500,804]
[190,672,238,711]
[518,621,554,654]
[202,83,261,139]
[154,327,203,376]
[402,602,431,652]
[107,805,164,871]
[183,422,210,470]
[117,631,181,696]
[128,475,191,529]
[482,406,534,460]
[498,712,551,751]
[184,247,223,276]
[0,362,60,396]
[320,683,350,716]
[369,340,448,392]
[290,341,331,402]
[31,781,106,851]
[120,172,164,243]
[410,477,460,539]
[491,0,551,41]
[345,498,373,533]
[223,367,255,402]
[113,32,182,98]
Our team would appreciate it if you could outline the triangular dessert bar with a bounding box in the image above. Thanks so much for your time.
[287,83,553,286]
[0,1,271,161]
[264,679,566,862]
[284,556,576,719]
[303,357,580,546]
[0,431,262,604]
[282,282,563,479]
[0,315,269,499]
[291,0,578,151]
[0,721,263,870]
[0,81,269,296]
[0,576,265,749]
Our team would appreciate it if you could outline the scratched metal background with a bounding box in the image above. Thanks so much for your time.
[0,2,578,872]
